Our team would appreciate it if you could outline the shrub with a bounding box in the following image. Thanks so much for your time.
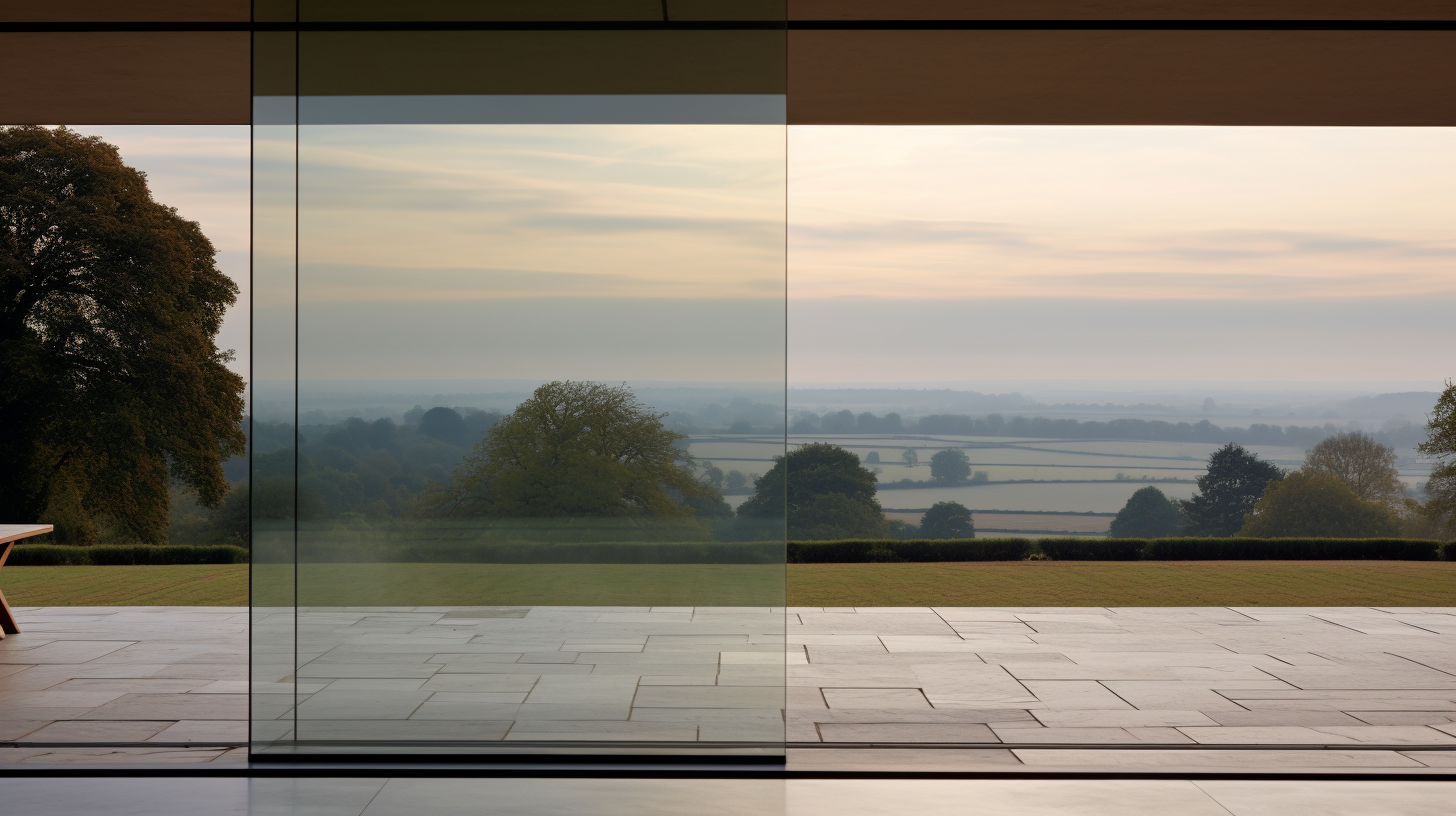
[786,537,1444,562]
[1108,487,1182,538]
[1237,471,1401,538]
[294,540,782,564]
[919,502,975,539]
[1144,537,1438,561]
[1038,538,1148,560]
[788,539,1029,563]
[6,545,250,566]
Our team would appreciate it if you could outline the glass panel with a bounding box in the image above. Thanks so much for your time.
[787,124,1454,543]
[253,13,789,757]
[783,124,1456,761]
[250,37,298,753]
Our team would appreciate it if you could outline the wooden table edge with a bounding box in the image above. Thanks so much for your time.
[0,524,54,547]
[0,524,54,637]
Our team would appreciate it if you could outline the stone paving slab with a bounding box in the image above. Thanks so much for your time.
[783,607,1456,771]
[5,605,1456,770]
[0,608,247,766]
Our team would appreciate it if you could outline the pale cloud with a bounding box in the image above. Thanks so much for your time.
[51,123,1452,388]
[793,221,1456,261]
[290,124,786,302]
[789,295,1456,385]
[787,125,1456,384]
[792,218,1456,300]
[257,124,788,383]
[789,126,1456,303]
[792,219,1038,250]
[297,262,780,302]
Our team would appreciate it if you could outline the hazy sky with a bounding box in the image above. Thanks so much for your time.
[53,123,1456,392]
[791,127,1456,302]
[295,125,785,303]
[789,126,1456,386]
[273,124,787,384]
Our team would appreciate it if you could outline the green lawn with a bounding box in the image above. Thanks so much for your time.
[5,561,1456,608]
[1,564,250,606]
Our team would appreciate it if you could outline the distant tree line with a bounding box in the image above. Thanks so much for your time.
[1111,387,1456,540]
[791,410,905,434]
[262,407,503,521]
[793,410,1423,450]
[167,381,1456,548]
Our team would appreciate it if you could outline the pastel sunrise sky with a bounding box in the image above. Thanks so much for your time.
[64,123,1456,388]
[789,126,1456,387]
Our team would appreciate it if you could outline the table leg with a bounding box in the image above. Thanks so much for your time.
[0,541,15,636]
[0,588,16,637]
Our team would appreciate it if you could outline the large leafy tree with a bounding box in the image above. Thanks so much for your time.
[1304,431,1404,506]
[1419,381,1456,534]
[1237,470,1400,538]
[1181,443,1283,537]
[1109,486,1182,538]
[919,501,974,539]
[0,126,245,543]
[929,449,972,484]
[431,381,714,519]
[738,442,887,539]
[418,406,470,446]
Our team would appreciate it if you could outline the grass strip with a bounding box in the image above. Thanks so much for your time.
[1,564,250,606]
[7,561,1456,608]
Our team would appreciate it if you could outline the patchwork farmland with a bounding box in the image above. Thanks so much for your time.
[688,433,1432,533]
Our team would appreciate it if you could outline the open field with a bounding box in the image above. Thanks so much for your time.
[873,481,1199,513]
[1,564,249,606]
[696,434,1431,512]
[7,562,1456,608]
[884,511,1113,534]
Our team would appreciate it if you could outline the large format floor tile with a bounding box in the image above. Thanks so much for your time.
[5,605,1456,771]
[0,608,246,764]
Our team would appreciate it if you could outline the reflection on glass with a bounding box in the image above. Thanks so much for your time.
[278,120,786,754]
[250,101,298,752]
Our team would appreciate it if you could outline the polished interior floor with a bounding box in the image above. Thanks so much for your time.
[2,777,1455,816]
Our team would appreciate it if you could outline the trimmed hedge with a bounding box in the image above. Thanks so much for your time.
[789,539,1030,563]
[1144,538,1440,561]
[12,539,1444,566]
[5,545,250,566]
[1037,538,1148,561]
[293,541,782,565]
[788,537,1448,563]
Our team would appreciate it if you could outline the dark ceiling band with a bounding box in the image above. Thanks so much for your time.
[2,20,1455,33]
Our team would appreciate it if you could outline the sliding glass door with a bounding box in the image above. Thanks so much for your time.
[251,6,788,757]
